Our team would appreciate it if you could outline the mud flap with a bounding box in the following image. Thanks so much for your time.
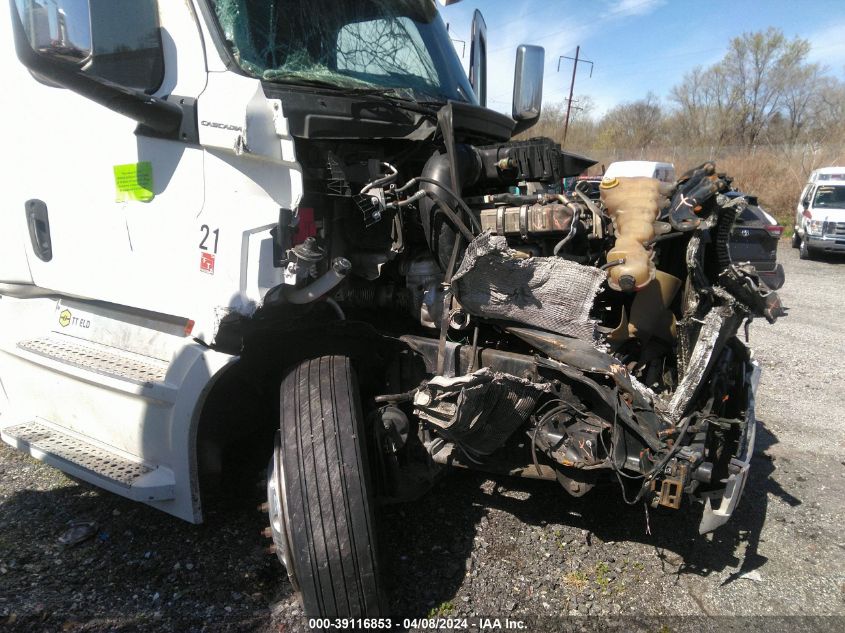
[698,360,760,534]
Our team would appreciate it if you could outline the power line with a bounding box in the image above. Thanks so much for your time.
[559,47,594,144]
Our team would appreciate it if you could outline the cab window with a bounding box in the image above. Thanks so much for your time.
[812,185,845,209]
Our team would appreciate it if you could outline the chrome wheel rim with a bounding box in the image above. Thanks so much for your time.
[266,432,299,592]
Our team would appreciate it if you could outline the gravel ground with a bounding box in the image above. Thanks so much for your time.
[2,243,844,632]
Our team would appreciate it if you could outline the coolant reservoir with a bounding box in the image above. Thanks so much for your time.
[600,176,670,292]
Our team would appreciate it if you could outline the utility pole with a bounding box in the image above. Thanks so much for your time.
[558,47,594,145]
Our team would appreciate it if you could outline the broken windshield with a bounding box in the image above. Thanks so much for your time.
[209,0,476,104]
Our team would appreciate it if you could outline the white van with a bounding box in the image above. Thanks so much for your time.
[603,160,676,183]
[793,167,845,260]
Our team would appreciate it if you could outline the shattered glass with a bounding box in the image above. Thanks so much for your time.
[210,0,475,102]
[451,232,607,340]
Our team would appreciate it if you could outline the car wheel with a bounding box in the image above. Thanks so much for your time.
[799,237,815,260]
[270,355,385,619]
[791,231,800,249]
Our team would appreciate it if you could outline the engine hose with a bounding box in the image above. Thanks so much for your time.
[417,178,482,233]
[282,257,351,304]
[573,189,604,239]
[645,231,685,247]
[424,192,476,242]
[553,206,581,256]
[360,161,398,194]
[419,147,483,271]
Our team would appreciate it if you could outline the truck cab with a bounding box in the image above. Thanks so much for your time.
[793,167,845,259]
[2,0,782,621]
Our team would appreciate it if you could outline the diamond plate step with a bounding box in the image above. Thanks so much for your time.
[17,336,168,385]
[1,420,175,500]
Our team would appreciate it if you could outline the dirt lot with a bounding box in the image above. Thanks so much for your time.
[1,243,844,632]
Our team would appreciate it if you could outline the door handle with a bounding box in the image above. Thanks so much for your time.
[25,199,52,262]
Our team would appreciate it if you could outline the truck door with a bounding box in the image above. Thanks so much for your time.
[797,184,813,232]
[5,0,207,320]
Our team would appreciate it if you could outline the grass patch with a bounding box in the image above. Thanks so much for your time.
[428,601,455,618]
[594,562,611,593]
[564,570,590,590]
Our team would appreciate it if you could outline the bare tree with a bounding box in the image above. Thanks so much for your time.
[595,92,664,150]
[722,28,809,145]
[777,62,824,143]
[668,28,833,149]
[520,96,597,151]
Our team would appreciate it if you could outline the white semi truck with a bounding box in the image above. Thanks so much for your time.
[2,0,783,620]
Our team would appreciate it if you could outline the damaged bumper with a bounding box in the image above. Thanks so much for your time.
[698,360,760,534]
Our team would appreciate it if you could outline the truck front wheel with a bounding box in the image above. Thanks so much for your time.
[799,237,816,260]
[267,355,385,618]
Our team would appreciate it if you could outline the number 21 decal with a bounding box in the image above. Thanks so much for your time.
[199,224,219,253]
[199,224,219,275]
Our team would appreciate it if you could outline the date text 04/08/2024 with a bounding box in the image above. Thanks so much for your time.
[307,618,527,630]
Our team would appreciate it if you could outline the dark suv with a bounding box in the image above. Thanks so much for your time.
[726,191,785,290]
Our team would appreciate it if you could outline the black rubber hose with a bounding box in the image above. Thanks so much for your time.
[415,178,482,233]
[419,146,483,271]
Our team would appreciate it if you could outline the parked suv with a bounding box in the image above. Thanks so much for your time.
[726,191,785,289]
[793,167,845,259]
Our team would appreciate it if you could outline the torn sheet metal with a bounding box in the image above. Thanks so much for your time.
[665,307,736,421]
[506,326,658,410]
[414,368,552,456]
[451,232,606,340]
[719,264,786,324]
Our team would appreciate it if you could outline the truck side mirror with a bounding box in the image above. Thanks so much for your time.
[512,44,544,135]
[8,0,183,137]
[14,0,89,65]
[468,9,487,107]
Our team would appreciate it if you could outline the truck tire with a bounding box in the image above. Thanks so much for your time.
[278,355,384,618]
[791,231,800,248]
[799,238,815,260]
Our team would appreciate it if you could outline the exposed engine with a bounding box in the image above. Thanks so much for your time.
[253,103,784,534]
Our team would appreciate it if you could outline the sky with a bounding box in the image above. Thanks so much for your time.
[439,0,845,117]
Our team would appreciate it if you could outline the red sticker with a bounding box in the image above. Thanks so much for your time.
[200,252,215,275]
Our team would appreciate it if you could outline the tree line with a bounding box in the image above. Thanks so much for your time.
[528,28,845,158]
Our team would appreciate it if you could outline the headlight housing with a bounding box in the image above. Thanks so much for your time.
[806,219,824,235]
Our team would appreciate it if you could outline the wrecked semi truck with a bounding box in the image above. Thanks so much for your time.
[1,0,783,619]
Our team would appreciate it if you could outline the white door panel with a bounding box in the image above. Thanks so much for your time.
[4,1,304,344]
[4,1,208,317]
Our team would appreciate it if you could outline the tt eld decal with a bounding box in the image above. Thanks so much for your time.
[58,309,90,329]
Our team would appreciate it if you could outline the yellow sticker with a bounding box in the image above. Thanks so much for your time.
[113,162,154,202]
[59,309,71,327]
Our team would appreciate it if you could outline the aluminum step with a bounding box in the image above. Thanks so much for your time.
[17,336,168,385]
[1,419,175,501]
[10,334,177,403]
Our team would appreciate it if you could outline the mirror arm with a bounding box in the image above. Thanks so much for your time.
[8,0,182,136]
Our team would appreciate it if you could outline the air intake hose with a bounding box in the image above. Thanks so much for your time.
[419,145,483,271]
